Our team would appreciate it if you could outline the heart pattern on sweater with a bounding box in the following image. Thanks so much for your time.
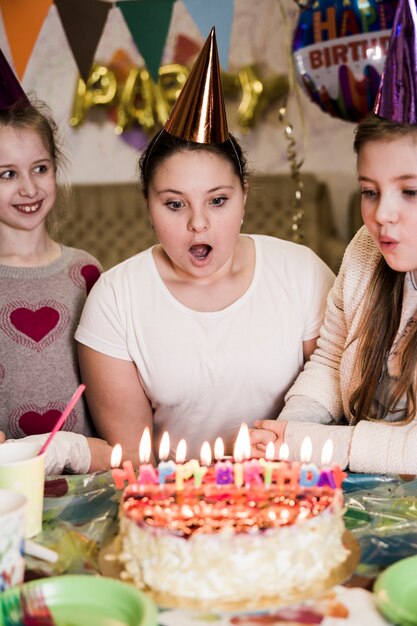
[80,264,101,295]
[69,261,101,294]
[11,306,59,342]
[19,409,62,435]
[1,300,69,351]
[8,402,77,437]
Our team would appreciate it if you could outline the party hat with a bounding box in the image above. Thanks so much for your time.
[373,0,417,123]
[0,48,30,110]
[164,27,228,143]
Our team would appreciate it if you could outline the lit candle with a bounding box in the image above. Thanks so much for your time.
[192,441,210,487]
[175,439,193,490]
[233,424,250,488]
[299,437,320,488]
[110,444,136,489]
[317,439,336,488]
[259,440,275,488]
[214,437,224,461]
[157,431,176,486]
[138,427,158,485]
[214,437,233,485]
[275,443,299,490]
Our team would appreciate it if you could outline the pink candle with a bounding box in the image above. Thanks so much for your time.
[138,427,158,485]
[110,444,137,489]
[243,459,263,486]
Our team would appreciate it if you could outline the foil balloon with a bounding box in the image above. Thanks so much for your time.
[292,0,398,122]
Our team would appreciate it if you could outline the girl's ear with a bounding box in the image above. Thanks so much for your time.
[243,179,249,206]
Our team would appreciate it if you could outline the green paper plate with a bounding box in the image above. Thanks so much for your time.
[0,574,158,626]
[374,555,417,626]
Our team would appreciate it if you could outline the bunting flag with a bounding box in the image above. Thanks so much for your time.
[55,0,112,83]
[118,0,175,84]
[182,0,234,70]
[0,0,54,79]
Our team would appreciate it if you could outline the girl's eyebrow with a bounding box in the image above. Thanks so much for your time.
[0,157,52,168]
[358,174,417,182]
[157,185,234,195]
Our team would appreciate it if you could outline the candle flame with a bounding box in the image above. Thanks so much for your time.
[300,436,313,463]
[176,439,187,463]
[233,423,250,462]
[110,443,122,468]
[321,439,334,466]
[139,427,151,463]
[214,437,224,460]
[159,431,170,461]
[278,442,289,461]
[265,440,275,461]
[200,441,212,466]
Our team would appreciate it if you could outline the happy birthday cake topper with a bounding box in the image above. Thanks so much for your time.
[0,48,30,110]
[373,0,417,123]
[164,26,229,144]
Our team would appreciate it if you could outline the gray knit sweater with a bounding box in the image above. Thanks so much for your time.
[0,246,101,438]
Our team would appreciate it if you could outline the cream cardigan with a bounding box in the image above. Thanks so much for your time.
[281,226,417,474]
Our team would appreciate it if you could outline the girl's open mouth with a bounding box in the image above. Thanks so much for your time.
[190,244,212,261]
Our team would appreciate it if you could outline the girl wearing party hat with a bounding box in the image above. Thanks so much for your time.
[76,28,334,464]
[0,49,108,474]
[250,0,417,474]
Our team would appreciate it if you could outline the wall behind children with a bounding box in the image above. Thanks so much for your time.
[0,0,359,239]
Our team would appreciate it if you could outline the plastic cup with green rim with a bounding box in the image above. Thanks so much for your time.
[0,489,27,591]
[0,441,45,538]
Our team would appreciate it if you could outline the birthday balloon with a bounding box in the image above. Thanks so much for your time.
[292,0,398,122]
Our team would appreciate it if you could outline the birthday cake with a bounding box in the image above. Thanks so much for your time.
[116,464,350,607]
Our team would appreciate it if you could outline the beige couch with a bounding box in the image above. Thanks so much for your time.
[57,174,348,273]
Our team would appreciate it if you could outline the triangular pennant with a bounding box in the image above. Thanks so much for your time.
[118,0,174,84]
[0,0,54,79]
[54,0,111,83]
[182,0,234,70]
[0,47,30,109]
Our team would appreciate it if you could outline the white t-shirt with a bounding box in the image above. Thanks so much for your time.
[75,235,335,458]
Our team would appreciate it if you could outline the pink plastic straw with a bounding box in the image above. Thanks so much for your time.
[38,384,86,456]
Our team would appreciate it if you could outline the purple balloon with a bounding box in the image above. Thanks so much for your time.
[374,0,417,122]
[0,48,29,110]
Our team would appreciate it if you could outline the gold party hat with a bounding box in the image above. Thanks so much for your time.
[164,27,228,144]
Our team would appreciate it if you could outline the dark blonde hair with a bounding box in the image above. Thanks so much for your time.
[0,97,69,236]
[349,113,417,424]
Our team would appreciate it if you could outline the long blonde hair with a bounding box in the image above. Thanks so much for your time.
[349,114,417,424]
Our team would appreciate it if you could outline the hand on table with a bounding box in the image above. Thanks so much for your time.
[0,431,6,443]
[249,420,287,458]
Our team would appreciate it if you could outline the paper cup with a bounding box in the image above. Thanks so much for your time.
[0,442,45,537]
[0,489,27,590]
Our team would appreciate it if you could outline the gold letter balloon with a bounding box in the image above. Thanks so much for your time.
[71,63,289,134]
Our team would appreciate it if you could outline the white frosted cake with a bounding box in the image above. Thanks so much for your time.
[117,468,350,607]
